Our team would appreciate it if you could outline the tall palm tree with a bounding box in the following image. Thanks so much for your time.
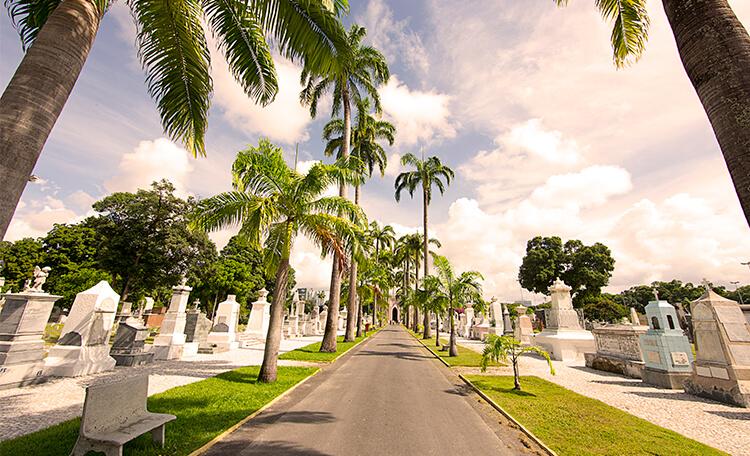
[300,23,389,346]
[191,139,364,383]
[418,274,447,348]
[400,232,423,332]
[430,253,483,357]
[395,153,454,337]
[0,0,351,239]
[555,0,750,227]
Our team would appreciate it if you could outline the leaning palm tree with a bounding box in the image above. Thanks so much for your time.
[0,0,351,239]
[191,139,364,383]
[395,153,454,337]
[301,24,389,345]
[430,253,483,357]
[554,0,750,227]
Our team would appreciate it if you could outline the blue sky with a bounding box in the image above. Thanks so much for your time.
[3,1,750,301]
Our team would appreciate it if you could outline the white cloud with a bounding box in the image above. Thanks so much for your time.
[67,190,97,211]
[383,153,401,177]
[380,76,455,147]
[5,199,80,241]
[104,138,194,196]
[357,0,430,75]
[211,50,312,145]
[528,165,632,210]
[504,119,582,165]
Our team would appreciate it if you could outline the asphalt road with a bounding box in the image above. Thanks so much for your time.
[205,325,540,455]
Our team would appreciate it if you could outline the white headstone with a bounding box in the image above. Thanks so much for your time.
[243,289,271,339]
[206,295,240,351]
[534,278,594,361]
[143,296,155,314]
[152,281,191,360]
[44,281,119,377]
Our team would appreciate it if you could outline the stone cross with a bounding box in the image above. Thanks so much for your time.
[652,289,659,301]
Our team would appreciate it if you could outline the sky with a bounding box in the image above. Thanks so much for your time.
[2,0,750,303]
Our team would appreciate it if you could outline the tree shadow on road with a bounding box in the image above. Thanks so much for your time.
[250,411,336,426]
[210,440,333,455]
[356,350,432,361]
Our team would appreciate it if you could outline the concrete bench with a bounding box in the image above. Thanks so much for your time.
[70,374,176,456]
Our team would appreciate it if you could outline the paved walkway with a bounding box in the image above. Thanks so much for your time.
[206,325,542,455]
[453,335,750,456]
[0,335,322,441]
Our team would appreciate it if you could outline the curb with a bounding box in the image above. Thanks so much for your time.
[187,368,321,456]
[408,330,451,368]
[458,373,557,456]
[189,328,382,455]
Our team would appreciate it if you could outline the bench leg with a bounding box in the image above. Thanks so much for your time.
[104,446,123,456]
[152,424,166,448]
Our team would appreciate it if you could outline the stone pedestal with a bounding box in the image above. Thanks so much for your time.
[514,305,534,345]
[44,281,118,377]
[152,282,191,360]
[639,299,694,389]
[584,324,647,379]
[205,295,240,352]
[241,289,270,344]
[110,318,153,366]
[184,306,212,356]
[489,302,504,335]
[684,289,750,406]
[462,306,474,338]
[338,309,347,331]
[0,292,61,389]
[534,279,594,361]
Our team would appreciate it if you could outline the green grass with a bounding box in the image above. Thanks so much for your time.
[0,366,317,456]
[466,375,726,456]
[407,329,497,367]
[279,329,378,363]
[43,323,64,347]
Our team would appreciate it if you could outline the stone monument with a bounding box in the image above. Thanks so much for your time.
[471,312,490,340]
[513,305,534,345]
[205,294,240,352]
[184,300,212,356]
[110,317,153,366]
[534,278,595,361]
[318,306,328,333]
[585,324,647,378]
[462,304,475,338]
[489,301,504,335]
[116,301,133,323]
[338,308,347,331]
[44,281,119,377]
[243,289,271,340]
[502,303,514,336]
[630,307,641,326]
[0,267,62,388]
[639,294,694,388]
[142,296,155,315]
[683,286,750,406]
[152,279,191,360]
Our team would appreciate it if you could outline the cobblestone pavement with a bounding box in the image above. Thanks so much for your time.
[453,335,750,456]
[0,336,322,441]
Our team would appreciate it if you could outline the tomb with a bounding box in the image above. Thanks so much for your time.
[45,281,119,377]
[205,295,240,352]
[639,297,694,388]
[152,280,191,360]
[585,324,647,378]
[110,317,154,366]
[534,279,595,361]
[513,305,534,345]
[683,287,750,406]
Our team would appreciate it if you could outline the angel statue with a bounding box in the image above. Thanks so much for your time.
[30,266,52,293]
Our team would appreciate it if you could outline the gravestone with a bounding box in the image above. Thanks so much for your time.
[514,305,534,345]
[472,313,490,340]
[116,301,133,323]
[243,289,271,340]
[152,280,191,360]
[338,308,347,331]
[630,307,641,326]
[44,281,119,377]
[205,295,240,352]
[684,287,750,406]
[318,306,328,334]
[502,303,514,336]
[585,324,647,379]
[534,278,595,361]
[462,304,474,338]
[142,297,155,315]
[489,301,504,335]
[309,305,321,335]
[110,317,153,366]
[184,301,212,356]
[639,298,694,388]
[0,286,61,388]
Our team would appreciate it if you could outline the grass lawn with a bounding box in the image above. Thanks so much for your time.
[466,375,726,456]
[279,329,378,363]
[407,328,498,368]
[0,366,317,456]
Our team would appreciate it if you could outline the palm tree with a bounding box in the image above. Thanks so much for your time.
[554,0,750,227]
[418,274,447,348]
[401,232,423,332]
[191,139,364,383]
[301,23,389,346]
[395,153,454,337]
[0,0,351,239]
[368,221,396,324]
[430,253,483,357]
[480,335,555,391]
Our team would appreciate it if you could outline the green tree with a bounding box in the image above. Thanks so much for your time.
[89,180,217,301]
[191,139,364,383]
[518,236,615,305]
[301,23,389,344]
[429,253,483,357]
[580,294,628,323]
[0,0,352,239]
[554,0,750,227]
[480,335,555,391]
[0,237,44,290]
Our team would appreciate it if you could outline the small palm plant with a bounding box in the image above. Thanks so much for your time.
[480,335,555,391]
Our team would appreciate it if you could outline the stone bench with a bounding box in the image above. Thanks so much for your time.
[70,374,176,456]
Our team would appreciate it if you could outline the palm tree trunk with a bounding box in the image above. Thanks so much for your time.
[435,311,441,347]
[422,185,431,339]
[412,252,420,332]
[662,0,750,227]
[0,0,103,239]
[344,181,359,342]
[449,307,458,357]
[320,258,341,352]
[356,298,363,337]
[258,254,291,383]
